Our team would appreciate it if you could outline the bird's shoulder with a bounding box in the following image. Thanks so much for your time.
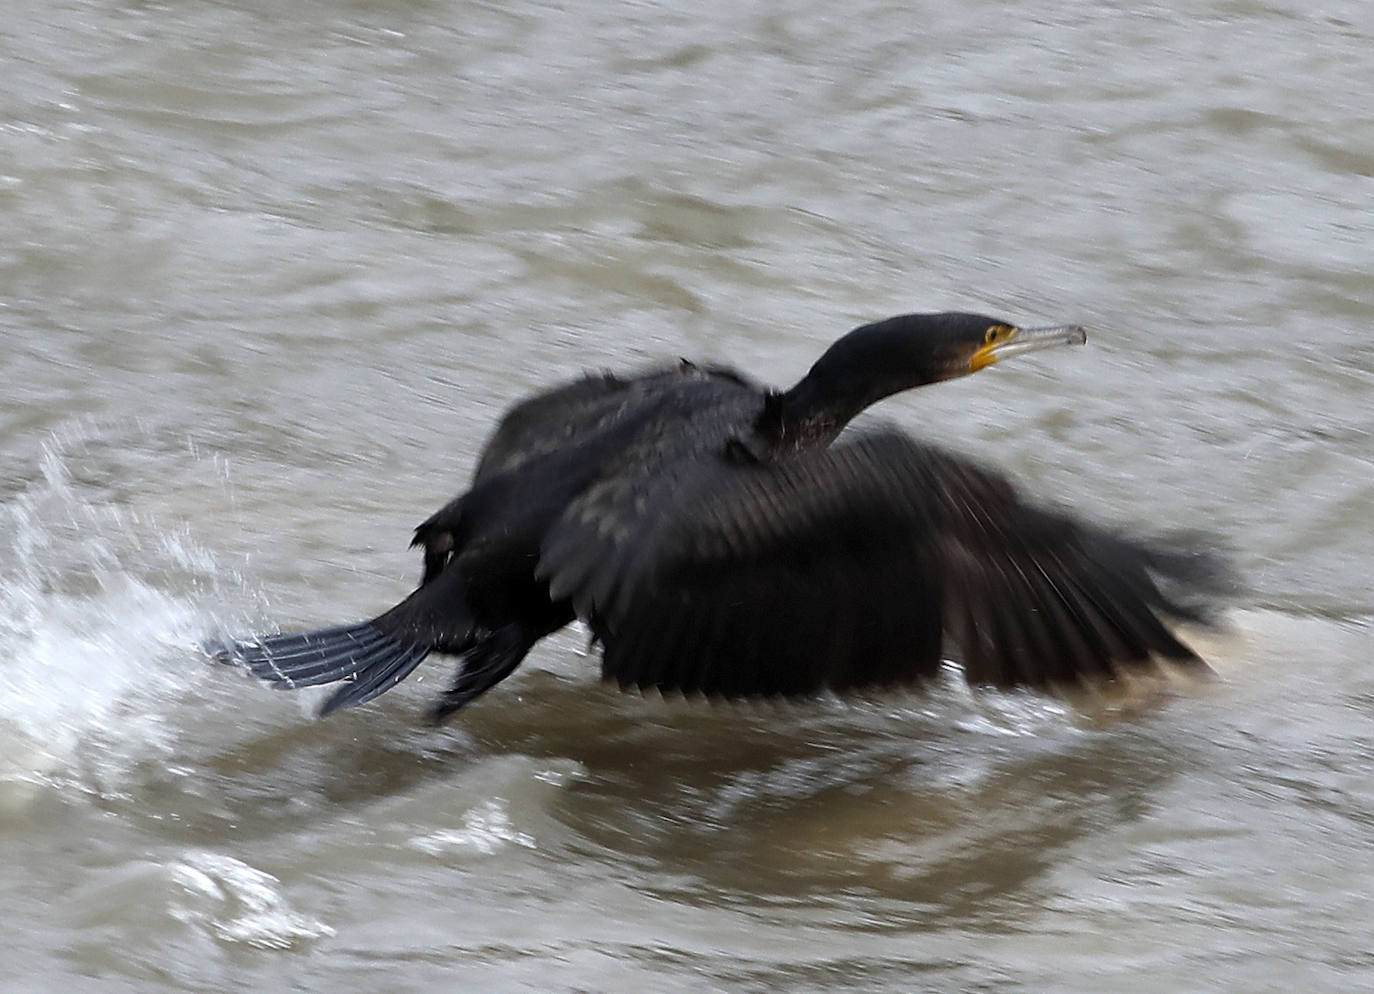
[415,361,762,583]
[472,361,758,484]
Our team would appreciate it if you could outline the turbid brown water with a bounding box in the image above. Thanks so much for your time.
[3,2,1373,991]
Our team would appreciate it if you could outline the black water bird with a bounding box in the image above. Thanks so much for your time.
[223,312,1224,722]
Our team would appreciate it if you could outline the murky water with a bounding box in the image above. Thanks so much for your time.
[4,1,1373,990]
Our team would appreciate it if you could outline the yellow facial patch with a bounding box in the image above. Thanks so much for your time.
[969,325,1018,371]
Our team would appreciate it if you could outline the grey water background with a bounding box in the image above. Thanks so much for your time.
[3,0,1373,990]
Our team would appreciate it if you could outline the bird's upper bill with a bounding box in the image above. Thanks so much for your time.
[969,324,1088,373]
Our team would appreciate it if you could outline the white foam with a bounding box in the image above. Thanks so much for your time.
[409,798,537,857]
[169,851,334,949]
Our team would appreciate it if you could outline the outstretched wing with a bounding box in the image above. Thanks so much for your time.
[922,447,1220,687]
[538,431,1223,698]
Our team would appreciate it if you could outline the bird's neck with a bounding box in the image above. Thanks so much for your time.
[749,385,861,457]
[738,319,964,460]
[751,366,944,458]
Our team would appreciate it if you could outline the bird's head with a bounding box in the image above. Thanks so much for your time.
[797,311,1086,399]
[768,312,1087,451]
[826,312,1088,387]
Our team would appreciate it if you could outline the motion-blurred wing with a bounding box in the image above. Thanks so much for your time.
[926,446,1219,687]
[539,431,1221,697]
[539,433,949,696]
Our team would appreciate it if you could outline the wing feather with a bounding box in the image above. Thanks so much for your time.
[541,430,1224,698]
[545,433,946,697]
[929,442,1217,685]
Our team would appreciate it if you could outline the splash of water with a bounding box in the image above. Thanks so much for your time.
[0,430,247,803]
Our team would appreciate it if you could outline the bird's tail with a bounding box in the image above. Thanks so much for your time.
[221,567,475,716]
[226,621,432,716]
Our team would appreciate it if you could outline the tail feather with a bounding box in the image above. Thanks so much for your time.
[224,568,477,715]
[257,632,412,688]
[231,622,392,684]
[239,625,391,672]
[319,642,432,715]
[224,620,433,714]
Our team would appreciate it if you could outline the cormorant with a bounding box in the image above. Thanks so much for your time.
[223,312,1224,722]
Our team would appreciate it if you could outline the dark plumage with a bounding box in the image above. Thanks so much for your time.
[221,312,1226,722]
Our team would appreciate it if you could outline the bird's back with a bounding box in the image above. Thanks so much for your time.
[472,362,760,486]
[414,362,765,581]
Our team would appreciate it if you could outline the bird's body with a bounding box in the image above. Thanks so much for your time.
[227,313,1225,721]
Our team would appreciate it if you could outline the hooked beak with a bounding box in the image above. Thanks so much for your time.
[970,324,1088,372]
